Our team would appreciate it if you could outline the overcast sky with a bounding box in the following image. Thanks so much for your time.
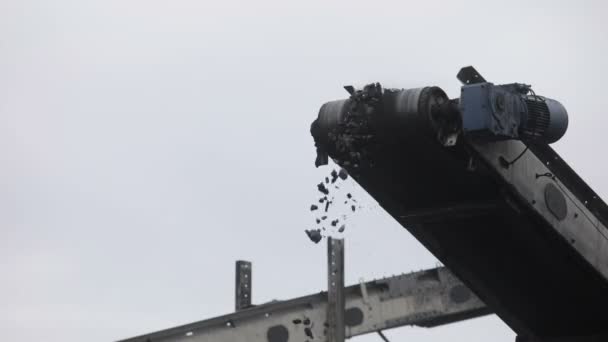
[2,1,607,341]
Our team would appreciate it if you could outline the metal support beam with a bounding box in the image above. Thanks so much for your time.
[235,260,252,311]
[327,238,345,342]
[117,267,489,342]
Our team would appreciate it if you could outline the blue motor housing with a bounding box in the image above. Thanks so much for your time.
[460,82,568,144]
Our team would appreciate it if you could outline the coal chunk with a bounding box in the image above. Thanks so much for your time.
[330,169,339,183]
[304,327,314,339]
[351,205,356,212]
[347,193,352,199]
[310,204,318,211]
[305,229,322,244]
[338,168,348,180]
[338,224,346,233]
[317,182,329,195]
[331,219,339,227]
[324,201,330,212]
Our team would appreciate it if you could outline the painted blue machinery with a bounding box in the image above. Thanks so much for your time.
[311,67,608,342]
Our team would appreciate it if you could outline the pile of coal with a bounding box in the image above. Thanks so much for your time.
[305,167,361,244]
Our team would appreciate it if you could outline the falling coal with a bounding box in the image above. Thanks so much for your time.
[304,327,314,339]
[317,183,329,195]
[330,170,339,183]
[305,229,323,244]
[306,167,362,243]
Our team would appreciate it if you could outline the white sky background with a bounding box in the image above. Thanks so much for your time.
[1,0,608,341]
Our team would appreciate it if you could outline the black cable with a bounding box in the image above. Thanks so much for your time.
[499,146,529,169]
[377,330,390,342]
[509,146,529,165]
[535,172,555,179]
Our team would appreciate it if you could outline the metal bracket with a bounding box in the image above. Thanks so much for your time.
[235,260,252,311]
[359,277,371,308]
[327,238,345,342]
[457,66,487,85]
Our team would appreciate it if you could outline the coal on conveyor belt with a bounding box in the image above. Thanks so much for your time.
[311,83,381,169]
